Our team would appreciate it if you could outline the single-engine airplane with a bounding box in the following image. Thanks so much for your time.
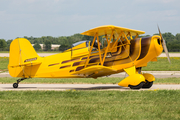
[8,25,170,89]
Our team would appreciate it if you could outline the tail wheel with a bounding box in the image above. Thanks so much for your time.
[129,82,144,89]
[12,78,27,88]
[142,80,153,88]
[13,83,18,88]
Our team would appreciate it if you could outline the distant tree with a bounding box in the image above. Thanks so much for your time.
[33,43,42,51]
[33,39,40,44]
[1,32,180,52]
[6,39,13,45]
[59,44,71,51]
[176,33,180,41]
[162,32,175,43]
[44,40,51,51]
[139,35,151,38]
[24,36,28,39]
[6,39,13,51]
[82,35,94,41]
[0,39,7,51]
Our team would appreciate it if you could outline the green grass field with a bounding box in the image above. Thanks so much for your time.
[142,57,180,71]
[0,57,8,72]
[0,90,180,119]
[1,57,180,72]
[0,51,61,53]
[1,77,180,84]
[0,51,9,53]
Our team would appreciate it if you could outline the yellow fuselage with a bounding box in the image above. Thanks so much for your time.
[8,35,163,79]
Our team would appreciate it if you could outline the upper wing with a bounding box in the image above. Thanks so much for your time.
[81,25,145,37]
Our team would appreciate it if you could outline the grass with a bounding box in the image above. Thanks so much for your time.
[142,57,180,71]
[0,51,61,53]
[1,77,180,84]
[0,51,9,53]
[155,77,180,84]
[0,57,8,72]
[0,90,180,119]
[1,57,180,72]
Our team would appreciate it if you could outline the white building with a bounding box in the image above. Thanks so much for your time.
[32,44,60,50]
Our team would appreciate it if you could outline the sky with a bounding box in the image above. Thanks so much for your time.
[0,0,180,40]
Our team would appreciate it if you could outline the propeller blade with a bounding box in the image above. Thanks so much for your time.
[162,39,171,63]
[157,25,171,64]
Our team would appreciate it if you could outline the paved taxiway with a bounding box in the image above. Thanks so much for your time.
[1,71,180,78]
[0,84,180,91]
[0,71,180,91]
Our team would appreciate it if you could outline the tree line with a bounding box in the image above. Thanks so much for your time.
[0,32,180,52]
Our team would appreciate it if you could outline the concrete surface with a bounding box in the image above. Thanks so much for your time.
[0,84,180,91]
[1,71,180,91]
[1,71,180,78]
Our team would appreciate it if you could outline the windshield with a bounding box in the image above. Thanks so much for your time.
[72,40,89,47]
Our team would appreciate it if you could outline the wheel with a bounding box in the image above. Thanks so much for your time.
[129,82,144,89]
[142,81,153,88]
[13,83,18,88]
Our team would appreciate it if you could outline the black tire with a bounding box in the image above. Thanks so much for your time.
[142,81,153,88]
[129,82,144,89]
[13,83,18,88]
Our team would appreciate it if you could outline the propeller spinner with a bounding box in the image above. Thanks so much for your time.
[157,25,171,64]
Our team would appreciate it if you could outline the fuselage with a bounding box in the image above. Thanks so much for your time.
[8,35,163,78]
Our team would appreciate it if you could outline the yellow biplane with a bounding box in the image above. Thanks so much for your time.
[8,25,170,89]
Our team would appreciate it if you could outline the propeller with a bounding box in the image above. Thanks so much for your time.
[157,25,171,64]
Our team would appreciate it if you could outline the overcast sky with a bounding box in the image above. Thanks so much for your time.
[0,0,180,40]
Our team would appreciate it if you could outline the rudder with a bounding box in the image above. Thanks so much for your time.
[8,38,42,77]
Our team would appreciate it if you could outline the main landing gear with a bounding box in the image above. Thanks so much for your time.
[142,80,153,88]
[13,78,27,88]
[128,80,154,89]
[127,67,154,89]
[128,82,145,89]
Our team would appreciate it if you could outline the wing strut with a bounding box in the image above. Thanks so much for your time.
[84,33,104,67]
[111,32,123,50]
[84,27,139,68]
[96,34,103,65]
[102,31,114,64]
[85,31,116,67]
[84,33,97,68]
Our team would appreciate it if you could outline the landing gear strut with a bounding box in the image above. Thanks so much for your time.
[13,78,27,88]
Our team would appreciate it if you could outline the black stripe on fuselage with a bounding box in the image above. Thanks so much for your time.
[137,37,151,60]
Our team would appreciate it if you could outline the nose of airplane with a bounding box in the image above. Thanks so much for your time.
[153,36,163,56]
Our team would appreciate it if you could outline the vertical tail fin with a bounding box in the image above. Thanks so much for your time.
[8,38,42,77]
